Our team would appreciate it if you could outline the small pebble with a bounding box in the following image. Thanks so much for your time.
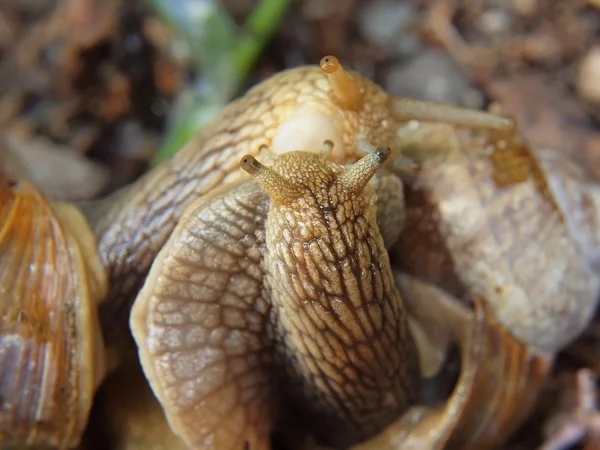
[383,49,484,109]
[477,8,513,38]
[578,46,600,105]
[3,132,110,201]
[357,0,422,58]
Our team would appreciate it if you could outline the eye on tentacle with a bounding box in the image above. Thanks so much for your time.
[240,155,301,204]
[242,142,390,200]
[320,55,365,111]
[320,54,513,131]
[336,145,391,194]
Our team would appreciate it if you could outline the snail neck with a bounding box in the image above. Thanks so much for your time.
[249,150,419,446]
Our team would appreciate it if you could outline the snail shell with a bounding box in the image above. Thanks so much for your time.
[0,173,107,449]
[373,121,600,448]
[353,291,552,450]
[391,123,599,355]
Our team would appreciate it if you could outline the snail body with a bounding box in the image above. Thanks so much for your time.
[129,144,420,449]
[104,56,590,449]
[0,55,512,450]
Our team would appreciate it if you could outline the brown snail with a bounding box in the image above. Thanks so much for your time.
[120,57,600,449]
[130,142,421,449]
[87,55,512,354]
[0,160,108,448]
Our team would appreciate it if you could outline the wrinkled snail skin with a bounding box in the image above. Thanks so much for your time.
[0,176,108,449]
[254,148,418,446]
[91,55,512,350]
[92,62,394,349]
[129,146,420,449]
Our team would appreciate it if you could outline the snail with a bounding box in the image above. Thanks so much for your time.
[0,161,108,448]
[3,54,598,449]
[355,119,600,449]
[130,142,422,449]
[120,57,600,448]
[86,55,512,354]
[3,54,503,450]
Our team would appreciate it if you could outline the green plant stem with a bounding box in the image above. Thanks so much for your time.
[233,0,291,84]
[148,0,291,167]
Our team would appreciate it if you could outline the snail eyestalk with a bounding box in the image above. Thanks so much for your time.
[240,155,300,203]
[336,146,390,194]
[320,55,364,111]
[391,98,515,131]
[319,140,334,159]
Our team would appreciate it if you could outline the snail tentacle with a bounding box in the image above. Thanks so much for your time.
[390,97,515,131]
[241,154,302,204]
[320,55,364,110]
[337,146,391,194]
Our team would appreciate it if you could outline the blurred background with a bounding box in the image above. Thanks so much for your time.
[1,0,598,199]
[1,1,600,447]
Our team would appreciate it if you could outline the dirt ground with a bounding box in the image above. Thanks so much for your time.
[2,0,600,448]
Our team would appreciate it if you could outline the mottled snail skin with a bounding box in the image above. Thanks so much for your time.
[90,55,512,349]
[0,175,107,449]
[129,145,419,449]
